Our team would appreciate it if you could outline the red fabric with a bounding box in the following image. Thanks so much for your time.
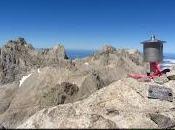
[150,62,161,76]
[128,73,159,79]
[128,74,149,79]
[128,62,162,79]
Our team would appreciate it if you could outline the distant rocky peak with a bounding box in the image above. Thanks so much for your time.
[16,37,26,44]
[0,38,69,84]
[53,44,64,50]
[101,45,116,53]
[4,37,29,51]
[4,38,35,53]
[7,37,27,45]
[52,44,68,59]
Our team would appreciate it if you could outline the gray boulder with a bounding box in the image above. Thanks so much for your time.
[75,71,105,101]
[149,113,175,129]
[0,124,5,129]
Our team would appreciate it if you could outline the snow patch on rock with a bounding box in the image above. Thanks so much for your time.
[38,68,41,73]
[19,73,32,87]
[84,62,89,65]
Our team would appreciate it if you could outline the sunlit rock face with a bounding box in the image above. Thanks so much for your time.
[0,38,156,129]
[0,37,68,84]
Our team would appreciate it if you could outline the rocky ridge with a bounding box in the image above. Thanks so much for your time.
[1,39,174,129]
[0,38,68,84]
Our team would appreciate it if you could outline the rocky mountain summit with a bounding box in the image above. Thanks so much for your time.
[0,38,68,84]
[1,38,175,129]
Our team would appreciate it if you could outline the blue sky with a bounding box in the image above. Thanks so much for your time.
[0,0,175,53]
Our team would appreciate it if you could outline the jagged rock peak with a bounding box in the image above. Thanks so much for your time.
[0,37,69,84]
[4,37,34,50]
[7,37,26,45]
[101,44,116,53]
[52,44,68,59]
